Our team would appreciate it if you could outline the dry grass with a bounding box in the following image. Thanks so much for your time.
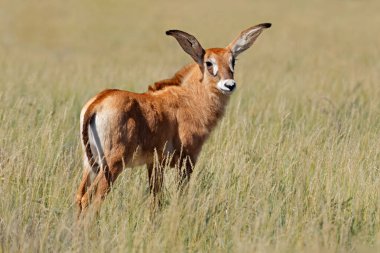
[1,0,380,252]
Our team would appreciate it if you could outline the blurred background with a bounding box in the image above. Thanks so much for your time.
[0,0,379,90]
[1,0,379,93]
[1,0,380,252]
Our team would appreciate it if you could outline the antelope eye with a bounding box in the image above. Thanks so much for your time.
[205,59,218,76]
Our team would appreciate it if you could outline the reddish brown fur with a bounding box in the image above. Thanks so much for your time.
[76,24,271,217]
[148,64,193,92]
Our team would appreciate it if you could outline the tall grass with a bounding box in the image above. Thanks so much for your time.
[1,0,380,252]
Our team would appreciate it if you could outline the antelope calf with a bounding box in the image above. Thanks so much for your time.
[76,23,271,216]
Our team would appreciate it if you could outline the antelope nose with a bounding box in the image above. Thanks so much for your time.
[225,80,236,91]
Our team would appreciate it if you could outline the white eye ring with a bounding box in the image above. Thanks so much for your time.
[229,57,234,73]
[205,58,218,76]
[212,63,218,76]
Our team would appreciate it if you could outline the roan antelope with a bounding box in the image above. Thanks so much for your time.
[76,23,271,216]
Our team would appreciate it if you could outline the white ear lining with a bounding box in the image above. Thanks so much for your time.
[232,39,247,54]
[233,31,261,53]
[245,27,262,37]
[230,26,264,56]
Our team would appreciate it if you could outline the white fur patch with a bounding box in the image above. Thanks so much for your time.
[217,79,236,94]
[87,114,108,171]
[209,58,218,76]
[213,63,218,76]
[229,57,234,73]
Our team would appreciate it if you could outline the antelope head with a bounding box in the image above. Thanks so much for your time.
[166,23,271,95]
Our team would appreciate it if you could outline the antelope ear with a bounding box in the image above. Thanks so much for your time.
[166,30,205,67]
[227,23,271,57]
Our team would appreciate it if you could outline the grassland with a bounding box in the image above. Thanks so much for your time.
[1,0,380,252]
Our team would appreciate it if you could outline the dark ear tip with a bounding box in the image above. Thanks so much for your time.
[261,23,272,28]
[165,30,177,36]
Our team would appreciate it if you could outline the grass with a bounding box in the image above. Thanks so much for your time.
[1,0,380,252]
